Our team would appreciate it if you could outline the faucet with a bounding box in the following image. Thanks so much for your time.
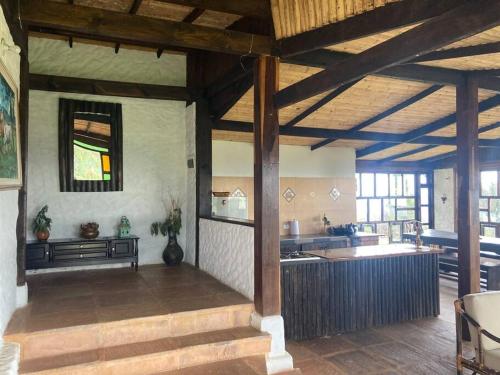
[411,220,424,249]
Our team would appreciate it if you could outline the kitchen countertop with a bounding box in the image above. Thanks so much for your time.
[305,243,443,262]
[280,232,381,244]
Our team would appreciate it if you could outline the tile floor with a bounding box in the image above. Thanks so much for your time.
[287,278,474,375]
[6,264,249,334]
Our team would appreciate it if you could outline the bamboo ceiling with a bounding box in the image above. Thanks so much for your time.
[271,0,401,39]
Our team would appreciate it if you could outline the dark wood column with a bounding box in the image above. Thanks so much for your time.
[253,55,280,317]
[456,74,481,299]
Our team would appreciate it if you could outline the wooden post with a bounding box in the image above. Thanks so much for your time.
[456,75,481,301]
[253,56,280,317]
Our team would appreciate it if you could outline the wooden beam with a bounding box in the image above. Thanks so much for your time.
[356,94,500,158]
[283,79,361,129]
[356,159,432,172]
[380,145,437,163]
[21,0,272,56]
[209,72,253,119]
[205,58,254,98]
[29,73,191,101]
[183,7,205,23]
[214,120,500,147]
[426,147,500,169]
[456,75,481,304]
[115,0,144,54]
[155,0,270,18]
[275,0,500,109]
[278,0,465,57]
[311,84,443,150]
[411,41,500,63]
[253,55,280,317]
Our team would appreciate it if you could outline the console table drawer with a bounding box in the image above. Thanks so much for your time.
[53,250,108,261]
[53,242,108,252]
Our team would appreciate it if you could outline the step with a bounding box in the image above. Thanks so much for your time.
[19,327,271,375]
[5,303,254,361]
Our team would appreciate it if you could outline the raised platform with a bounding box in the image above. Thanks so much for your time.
[4,265,277,374]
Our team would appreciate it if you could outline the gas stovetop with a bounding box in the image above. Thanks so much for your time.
[280,251,321,262]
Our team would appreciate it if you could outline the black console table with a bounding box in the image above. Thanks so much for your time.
[26,236,139,270]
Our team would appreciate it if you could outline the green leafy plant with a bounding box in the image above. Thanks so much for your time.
[32,205,52,234]
[151,198,182,237]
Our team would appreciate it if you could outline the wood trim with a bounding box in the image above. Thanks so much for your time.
[312,84,443,150]
[21,0,272,56]
[154,0,271,19]
[200,215,254,227]
[276,0,500,108]
[253,55,280,317]
[29,74,190,101]
[278,0,466,57]
[456,76,481,299]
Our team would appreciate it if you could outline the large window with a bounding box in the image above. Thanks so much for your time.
[480,169,500,238]
[356,172,432,242]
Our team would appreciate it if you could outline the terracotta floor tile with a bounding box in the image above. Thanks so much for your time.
[296,358,345,375]
[103,337,177,360]
[341,329,393,347]
[94,290,159,308]
[326,349,393,374]
[30,295,96,315]
[25,310,99,332]
[286,341,318,364]
[19,349,100,373]
[96,302,167,322]
[301,336,357,357]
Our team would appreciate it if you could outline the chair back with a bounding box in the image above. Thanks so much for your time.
[463,291,500,352]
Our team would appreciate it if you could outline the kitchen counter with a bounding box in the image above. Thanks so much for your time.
[305,243,442,262]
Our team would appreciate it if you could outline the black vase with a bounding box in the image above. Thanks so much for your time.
[162,231,184,266]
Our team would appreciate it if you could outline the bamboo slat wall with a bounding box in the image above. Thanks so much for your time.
[271,0,401,39]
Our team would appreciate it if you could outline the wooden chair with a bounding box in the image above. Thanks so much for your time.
[455,293,500,375]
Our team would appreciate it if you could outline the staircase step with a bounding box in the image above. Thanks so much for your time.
[19,327,271,375]
[5,303,253,361]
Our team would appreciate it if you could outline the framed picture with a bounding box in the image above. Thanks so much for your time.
[0,60,21,190]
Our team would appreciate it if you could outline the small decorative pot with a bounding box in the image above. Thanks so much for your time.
[162,231,184,266]
[80,222,100,239]
[36,230,50,241]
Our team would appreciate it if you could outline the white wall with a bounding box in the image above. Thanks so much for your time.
[27,91,187,265]
[212,140,355,178]
[199,219,254,300]
[27,37,190,267]
[0,6,22,336]
[434,168,455,231]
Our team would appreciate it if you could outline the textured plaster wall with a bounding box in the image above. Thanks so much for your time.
[27,91,187,265]
[0,5,21,336]
[434,168,455,231]
[184,103,196,266]
[199,219,254,300]
[29,37,185,86]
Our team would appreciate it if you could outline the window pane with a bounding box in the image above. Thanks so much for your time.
[383,199,396,221]
[421,188,429,206]
[355,173,360,197]
[483,226,497,238]
[491,199,500,223]
[74,144,103,180]
[377,222,389,236]
[480,210,489,222]
[420,174,427,185]
[481,171,498,196]
[390,174,403,196]
[362,224,375,233]
[403,174,415,196]
[361,173,375,197]
[397,198,415,208]
[480,198,489,210]
[357,199,368,222]
[376,174,389,197]
[397,209,415,221]
[102,154,110,172]
[369,199,382,222]
[421,206,429,224]
[391,224,402,242]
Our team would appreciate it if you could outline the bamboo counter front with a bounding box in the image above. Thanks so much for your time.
[280,244,443,340]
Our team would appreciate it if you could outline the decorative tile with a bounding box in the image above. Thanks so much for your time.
[329,187,341,201]
[231,188,246,198]
[282,187,296,203]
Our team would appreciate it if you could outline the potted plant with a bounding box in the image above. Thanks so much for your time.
[151,198,183,266]
[33,205,52,241]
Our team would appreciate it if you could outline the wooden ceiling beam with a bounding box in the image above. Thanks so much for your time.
[154,0,270,19]
[380,145,438,163]
[275,0,500,109]
[311,84,443,150]
[209,72,254,119]
[278,0,466,57]
[214,120,499,148]
[115,0,144,54]
[356,94,500,158]
[411,41,500,63]
[424,147,500,169]
[29,73,190,101]
[20,0,272,56]
[282,79,362,129]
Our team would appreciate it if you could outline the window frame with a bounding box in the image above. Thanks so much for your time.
[479,169,500,238]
